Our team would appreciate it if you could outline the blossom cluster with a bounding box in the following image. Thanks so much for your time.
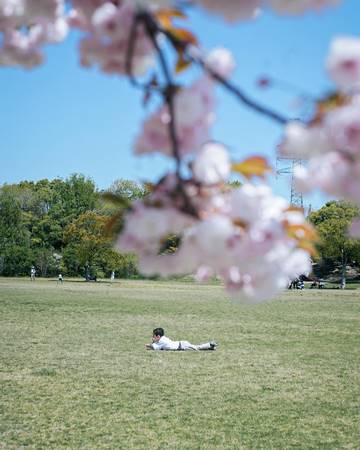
[195,0,341,22]
[281,36,360,237]
[0,0,343,70]
[0,0,68,68]
[69,1,156,76]
[117,143,312,303]
[135,75,215,157]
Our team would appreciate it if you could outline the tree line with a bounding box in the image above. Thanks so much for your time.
[1,174,360,281]
[0,175,147,278]
[309,201,360,284]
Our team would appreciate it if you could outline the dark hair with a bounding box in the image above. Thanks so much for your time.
[153,327,164,337]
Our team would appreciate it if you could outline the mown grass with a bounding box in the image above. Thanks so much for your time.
[1,278,360,449]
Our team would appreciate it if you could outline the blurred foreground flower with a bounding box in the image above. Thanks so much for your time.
[115,145,313,303]
[280,35,360,241]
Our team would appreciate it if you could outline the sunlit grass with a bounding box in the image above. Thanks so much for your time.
[1,278,360,449]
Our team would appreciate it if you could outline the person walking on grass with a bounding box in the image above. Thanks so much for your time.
[146,327,218,351]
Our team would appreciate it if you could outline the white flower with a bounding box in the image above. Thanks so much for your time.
[281,121,331,157]
[193,142,231,185]
[205,47,235,78]
[47,17,69,43]
[283,249,311,278]
[230,183,286,224]
[195,215,234,257]
[91,3,118,35]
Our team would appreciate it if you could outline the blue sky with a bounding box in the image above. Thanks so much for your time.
[0,0,359,209]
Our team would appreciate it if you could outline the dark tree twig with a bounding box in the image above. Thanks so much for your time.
[147,12,289,125]
[138,12,198,217]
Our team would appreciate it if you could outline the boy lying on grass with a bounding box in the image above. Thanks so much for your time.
[146,327,218,351]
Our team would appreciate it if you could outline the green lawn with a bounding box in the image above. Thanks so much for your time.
[1,278,360,449]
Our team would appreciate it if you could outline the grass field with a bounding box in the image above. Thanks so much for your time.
[1,278,360,449]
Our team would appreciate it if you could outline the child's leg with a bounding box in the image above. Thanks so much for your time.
[195,342,218,350]
[179,340,198,351]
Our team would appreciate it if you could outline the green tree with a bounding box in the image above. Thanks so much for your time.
[109,179,149,201]
[0,186,33,275]
[0,176,143,277]
[99,179,150,217]
[15,175,99,253]
[309,201,360,287]
[63,211,130,278]
[63,211,109,277]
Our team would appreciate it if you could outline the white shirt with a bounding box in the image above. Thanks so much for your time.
[151,336,180,351]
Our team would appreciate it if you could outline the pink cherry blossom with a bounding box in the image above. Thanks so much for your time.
[324,102,360,157]
[0,0,68,68]
[72,2,155,76]
[116,204,195,255]
[326,36,360,91]
[196,0,261,23]
[294,150,360,205]
[266,0,341,15]
[116,144,312,303]
[135,76,215,157]
[349,218,360,238]
[279,38,360,228]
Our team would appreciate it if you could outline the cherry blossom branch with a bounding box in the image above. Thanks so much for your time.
[142,14,181,170]
[195,59,289,125]
[126,10,290,218]
[139,11,199,218]
[125,13,162,94]
[143,11,289,126]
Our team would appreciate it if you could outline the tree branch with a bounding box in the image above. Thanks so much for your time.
[139,12,198,217]
[125,13,161,94]
[145,12,289,125]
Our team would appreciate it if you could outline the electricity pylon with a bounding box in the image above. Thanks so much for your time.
[276,157,304,208]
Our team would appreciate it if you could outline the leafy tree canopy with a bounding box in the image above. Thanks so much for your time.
[309,201,360,268]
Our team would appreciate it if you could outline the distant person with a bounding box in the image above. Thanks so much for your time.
[30,266,36,281]
[58,273,63,284]
[85,274,97,282]
[288,278,299,290]
[146,327,218,351]
[110,271,115,282]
